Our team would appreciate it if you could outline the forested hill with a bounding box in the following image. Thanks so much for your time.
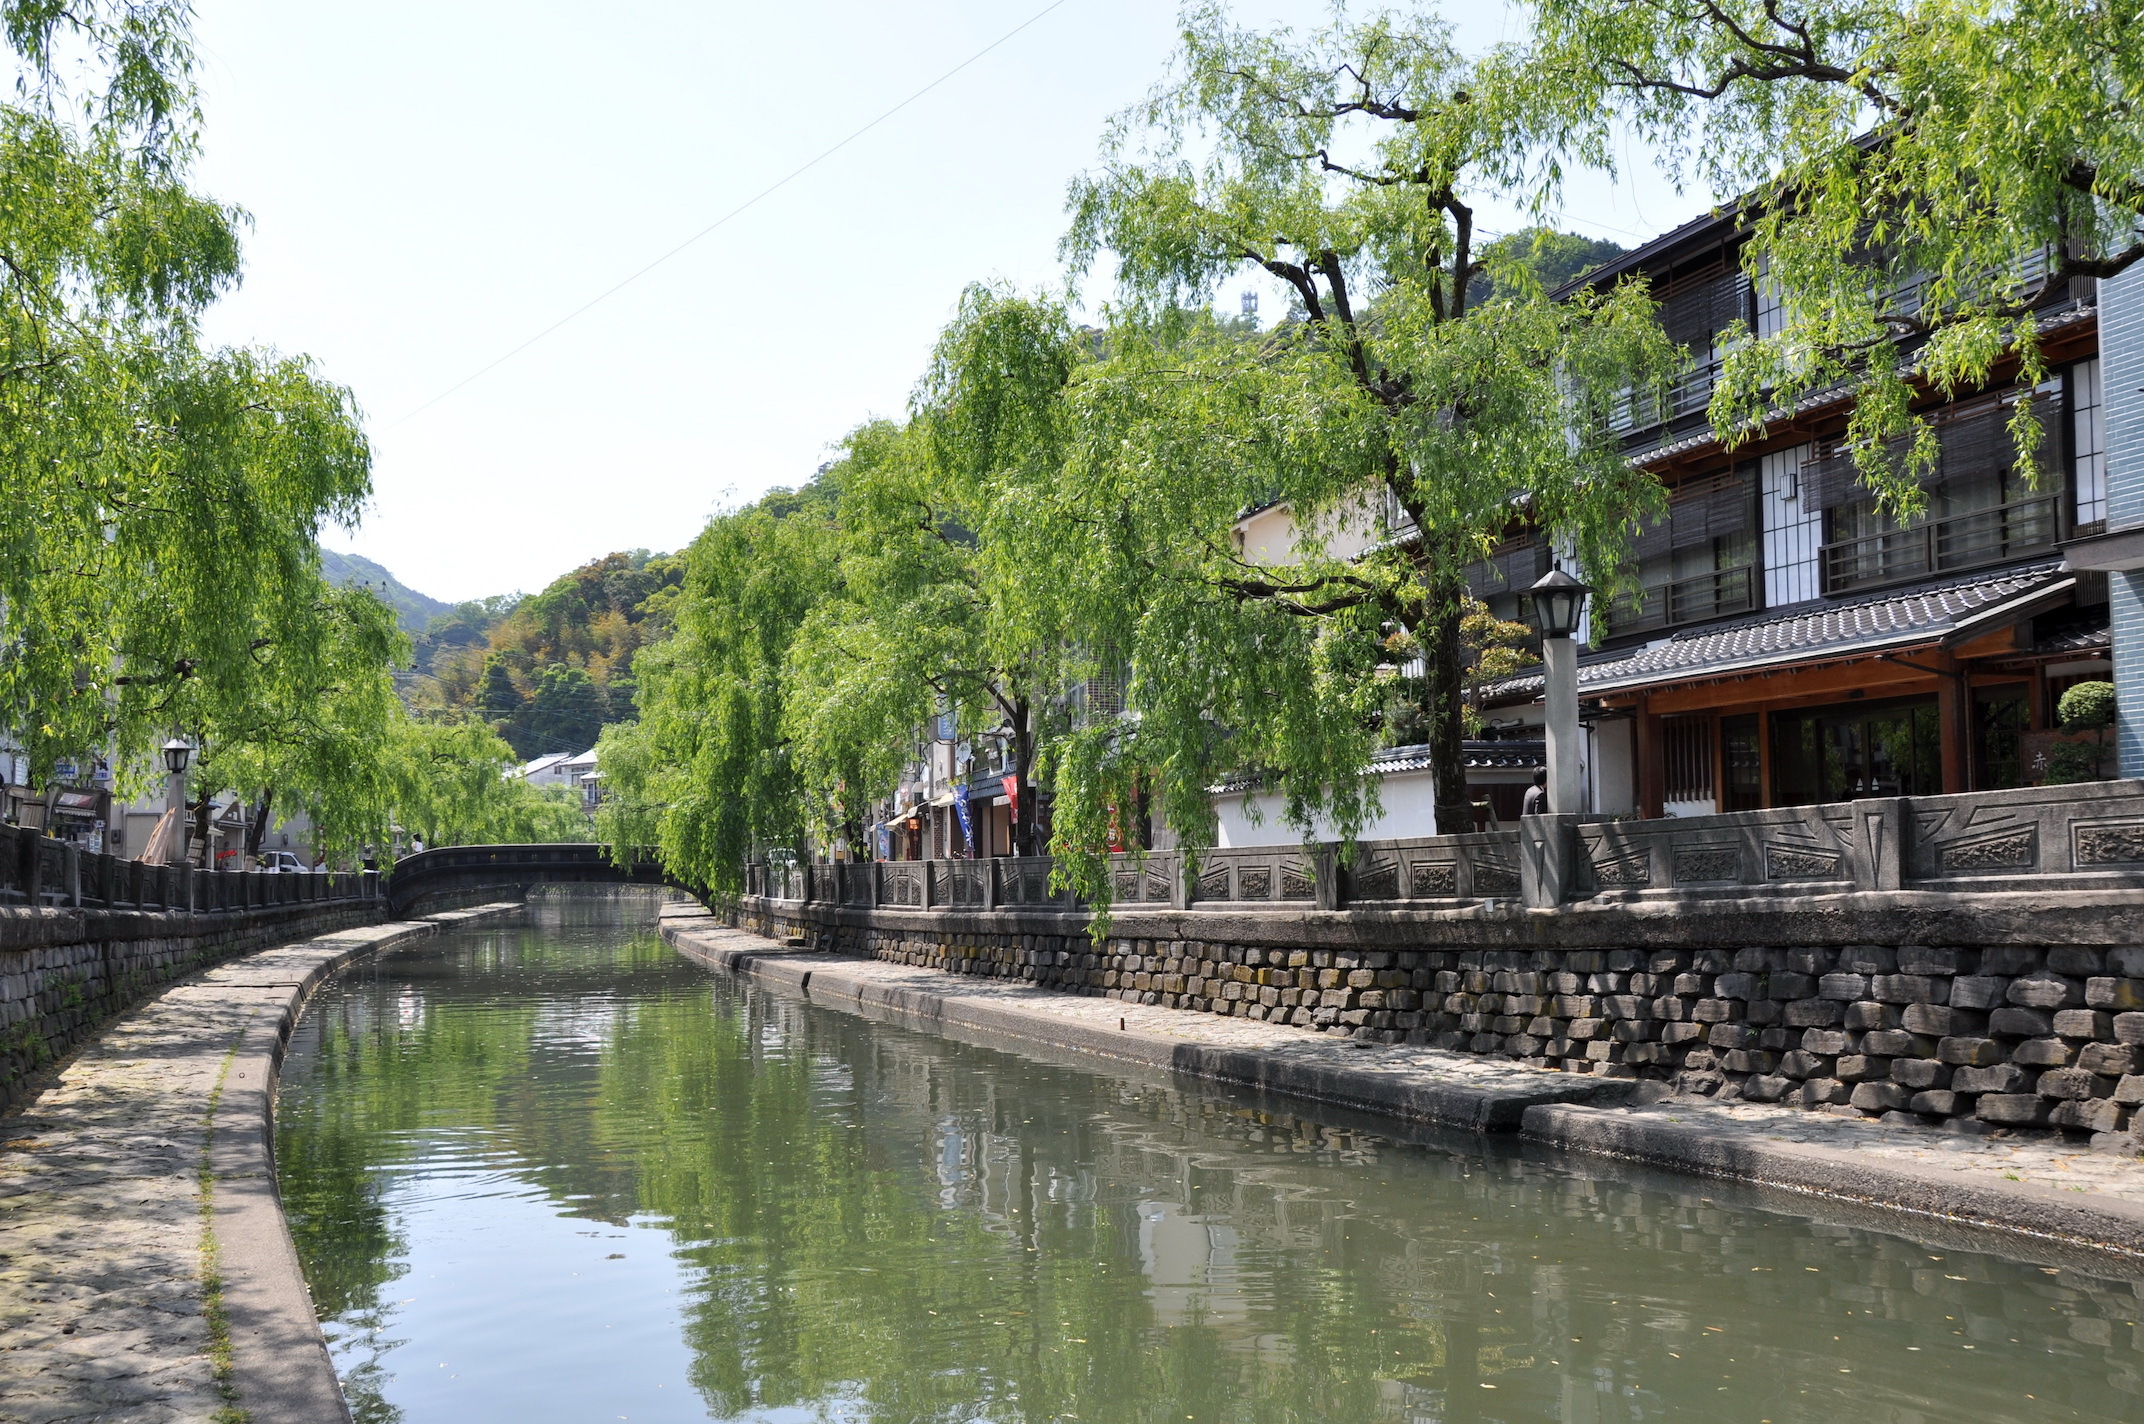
[409,550,684,759]
[320,549,455,635]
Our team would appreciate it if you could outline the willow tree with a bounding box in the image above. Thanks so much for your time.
[596,480,843,894]
[1527,0,2144,506]
[1048,4,1676,860]
[785,286,1082,861]
[0,0,388,832]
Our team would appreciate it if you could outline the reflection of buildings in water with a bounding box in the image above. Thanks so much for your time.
[1136,1200,1250,1331]
[771,994,2144,1420]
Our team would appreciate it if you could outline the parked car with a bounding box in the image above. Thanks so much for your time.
[258,850,310,873]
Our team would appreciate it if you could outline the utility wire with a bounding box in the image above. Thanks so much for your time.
[393,0,1078,428]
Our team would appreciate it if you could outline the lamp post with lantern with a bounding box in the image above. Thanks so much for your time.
[1527,569,1592,816]
[162,736,191,862]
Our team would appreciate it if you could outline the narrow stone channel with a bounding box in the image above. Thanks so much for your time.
[276,902,2144,1422]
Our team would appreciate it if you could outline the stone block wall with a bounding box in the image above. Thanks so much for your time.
[740,896,2144,1150]
[0,903,383,1107]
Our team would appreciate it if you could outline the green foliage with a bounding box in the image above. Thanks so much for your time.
[1045,2,1678,893]
[377,716,588,850]
[0,2,400,857]
[1527,0,2144,516]
[2058,680,2117,733]
[596,482,842,894]
[412,550,683,758]
[1466,225,1627,307]
[784,286,1082,861]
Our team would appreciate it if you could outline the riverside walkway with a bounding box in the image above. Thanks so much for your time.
[0,904,521,1424]
[662,904,2144,1263]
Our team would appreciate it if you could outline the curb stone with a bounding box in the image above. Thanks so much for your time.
[0,901,525,1424]
[662,907,2144,1261]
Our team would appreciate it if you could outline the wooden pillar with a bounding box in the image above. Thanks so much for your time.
[1756,707,1773,809]
[1636,694,1665,820]
[1934,652,1969,794]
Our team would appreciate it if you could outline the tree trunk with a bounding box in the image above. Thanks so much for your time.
[1421,563,1474,836]
[246,791,273,857]
[1009,696,1039,858]
[190,795,214,868]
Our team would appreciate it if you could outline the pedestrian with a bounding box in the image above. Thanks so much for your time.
[411,834,426,854]
[1521,767,1548,817]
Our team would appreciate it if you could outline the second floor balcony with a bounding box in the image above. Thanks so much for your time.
[1598,563,1759,641]
[1821,493,2060,596]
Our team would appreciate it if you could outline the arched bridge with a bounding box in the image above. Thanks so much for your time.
[386,843,669,916]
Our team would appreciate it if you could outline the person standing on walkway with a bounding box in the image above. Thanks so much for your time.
[1521,768,1548,817]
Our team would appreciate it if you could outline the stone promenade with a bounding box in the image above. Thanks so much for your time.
[0,904,520,1424]
[663,904,2144,1261]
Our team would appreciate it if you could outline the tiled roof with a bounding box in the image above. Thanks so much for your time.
[1487,560,2069,701]
[2032,613,2112,658]
[1216,739,1544,793]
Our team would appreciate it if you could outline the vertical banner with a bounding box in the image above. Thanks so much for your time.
[954,795,976,857]
[1002,775,1020,825]
[876,824,891,862]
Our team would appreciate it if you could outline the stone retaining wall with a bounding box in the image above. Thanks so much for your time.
[740,893,2144,1151]
[0,902,385,1108]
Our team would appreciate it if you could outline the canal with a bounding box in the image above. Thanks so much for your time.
[276,903,2144,1423]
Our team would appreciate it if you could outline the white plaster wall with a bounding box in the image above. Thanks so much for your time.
[1590,719,1637,815]
[1231,494,1387,566]
[1215,769,1441,846]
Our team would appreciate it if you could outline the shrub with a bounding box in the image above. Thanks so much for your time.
[2058,680,2117,732]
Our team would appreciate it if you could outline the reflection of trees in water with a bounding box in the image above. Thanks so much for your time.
[280,926,2144,1424]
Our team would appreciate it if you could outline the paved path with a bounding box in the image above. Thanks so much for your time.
[662,906,2144,1260]
[0,904,521,1424]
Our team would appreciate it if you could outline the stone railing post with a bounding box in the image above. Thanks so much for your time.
[21,828,43,906]
[920,858,935,911]
[1853,798,1906,892]
[1519,813,1581,909]
[1313,845,1339,911]
[63,843,80,908]
[982,857,998,911]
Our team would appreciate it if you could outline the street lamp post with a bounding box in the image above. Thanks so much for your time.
[162,737,191,863]
[1528,570,1591,816]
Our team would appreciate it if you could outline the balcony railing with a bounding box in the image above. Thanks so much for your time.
[1607,358,1720,436]
[1821,494,2059,595]
[1598,564,1758,640]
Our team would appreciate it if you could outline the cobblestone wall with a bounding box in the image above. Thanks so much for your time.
[741,899,2144,1150]
[0,904,381,1108]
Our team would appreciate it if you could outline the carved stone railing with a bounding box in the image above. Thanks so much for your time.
[0,824,379,912]
[747,779,2144,916]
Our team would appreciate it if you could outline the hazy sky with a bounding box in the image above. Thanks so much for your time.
[190,0,1694,603]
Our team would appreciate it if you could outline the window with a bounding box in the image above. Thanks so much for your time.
[1662,714,1714,808]
[1816,385,2065,594]
[1721,715,1762,811]
[1972,685,2030,791]
[1753,254,1787,340]
[1770,697,1941,805]
[1601,465,1759,637]
[2072,358,2107,531]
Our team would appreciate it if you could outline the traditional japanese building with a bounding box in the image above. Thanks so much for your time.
[1476,206,2112,817]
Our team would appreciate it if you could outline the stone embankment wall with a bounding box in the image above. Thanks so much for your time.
[0,902,383,1107]
[741,895,2144,1150]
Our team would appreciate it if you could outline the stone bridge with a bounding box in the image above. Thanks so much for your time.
[385,842,668,915]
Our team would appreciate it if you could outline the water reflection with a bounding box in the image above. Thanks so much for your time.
[276,909,2144,1423]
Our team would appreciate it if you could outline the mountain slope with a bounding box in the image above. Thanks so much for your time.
[321,549,455,635]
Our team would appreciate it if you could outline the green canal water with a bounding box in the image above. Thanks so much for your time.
[276,905,2144,1423]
